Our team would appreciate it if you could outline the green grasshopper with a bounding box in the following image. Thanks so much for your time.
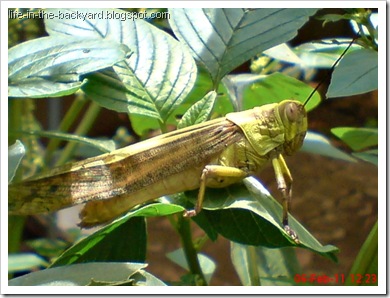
[9,99,307,242]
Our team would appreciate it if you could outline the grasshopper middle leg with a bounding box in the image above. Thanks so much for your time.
[183,165,248,217]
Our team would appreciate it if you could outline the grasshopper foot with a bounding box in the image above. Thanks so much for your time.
[183,209,197,217]
[284,225,300,244]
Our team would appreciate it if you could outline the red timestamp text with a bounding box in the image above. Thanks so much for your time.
[294,273,377,285]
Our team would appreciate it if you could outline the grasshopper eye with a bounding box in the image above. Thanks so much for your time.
[285,102,299,122]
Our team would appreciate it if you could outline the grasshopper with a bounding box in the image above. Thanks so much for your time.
[9,99,307,242]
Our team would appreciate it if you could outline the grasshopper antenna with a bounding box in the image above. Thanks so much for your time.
[303,33,360,107]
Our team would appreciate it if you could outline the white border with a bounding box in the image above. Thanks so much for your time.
[2,1,386,295]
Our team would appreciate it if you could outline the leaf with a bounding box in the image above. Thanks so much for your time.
[331,127,378,151]
[51,203,184,267]
[327,48,378,98]
[231,243,301,286]
[222,74,266,112]
[8,253,49,274]
[8,140,25,183]
[11,130,116,153]
[316,13,356,26]
[51,217,146,267]
[293,39,361,69]
[45,8,197,122]
[346,221,378,286]
[8,79,85,99]
[26,238,70,259]
[243,72,321,111]
[190,177,339,261]
[8,262,166,286]
[166,249,216,284]
[352,150,378,166]
[177,91,217,129]
[8,36,130,98]
[169,8,318,85]
[302,131,357,162]
[263,43,303,65]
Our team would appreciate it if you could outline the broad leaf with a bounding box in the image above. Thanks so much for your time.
[166,249,216,284]
[10,130,116,153]
[9,262,166,286]
[327,48,378,98]
[177,91,217,129]
[240,72,321,111]
[8,140,25,183]
[51,203,184,267]
[169,8,318,85]
[346,221,378,286]
[293,39,361,69]
[189,178,339,261]
[8,253,48,274]
[8,36,130,98]
[352,150,378,166]
[45,8,197,122]
[302,131,356,162]
[231,243,301,286]
[9,79,85,99]
[331,127,378,151]
[51,217,147,267]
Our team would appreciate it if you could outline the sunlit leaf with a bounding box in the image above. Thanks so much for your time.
[331,127,378,151]
[169,8,318,85]
[327,48,378,98]
[8,36,130,98]
[8,262,166,286]
[45,8,197,122]
[8,140,25,183]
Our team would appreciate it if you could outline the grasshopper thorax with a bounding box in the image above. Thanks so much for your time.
[276,100,308,156]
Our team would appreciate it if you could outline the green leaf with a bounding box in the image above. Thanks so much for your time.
[51,217,146,267]
[177,91,217,129]
[327,48,378,98]
[190,178,339,261]
[8,262,166,286]
[45,8,197,122]
[51,203,184,267]
[8,36,130,98]
[9,79,86,99]
[263,43,303,65]
[316,13,355,25]
[231,243,301,286]
[241,72,321,112]
[346,221,378,286]
[293,39,361,68]
[8,253,49,274]
[166,249,216,284]
[8,140,25,183]
[10,130,116,153]
[302,131,357,162]
[352,150,378,166]
[331,127,378,151]
[169,8,318,85]
[26,238,70,259]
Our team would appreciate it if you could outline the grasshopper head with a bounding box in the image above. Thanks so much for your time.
[277,100,308,155]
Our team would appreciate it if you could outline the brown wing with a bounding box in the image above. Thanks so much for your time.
[9,119,243,215]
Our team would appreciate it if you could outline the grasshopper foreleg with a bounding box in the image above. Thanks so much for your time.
[184,165,248,217]
[272,154,299,244]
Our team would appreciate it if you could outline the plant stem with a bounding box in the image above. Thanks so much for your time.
[177,216,207,285]
[54,101,101,167]
[45,92,87,165]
